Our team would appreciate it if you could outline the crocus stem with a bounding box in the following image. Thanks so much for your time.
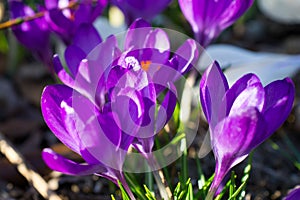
[205,187,217,200]
[206,162,228,200]
[207,178,221,199]
[146,171,154,191]
[147,154,172,199]
[119,174,136,200]
[194,30,210,48]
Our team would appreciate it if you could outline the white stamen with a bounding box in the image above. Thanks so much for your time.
[59,0,71,17]
[125,56,141,71]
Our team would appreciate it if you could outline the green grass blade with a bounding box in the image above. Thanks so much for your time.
[229,171,236,199]
[180,137,188,184]
[185,182,193,200]
[174,182,181,199]
[118,180,131,200]
[144,185,156,200]
[229,153,253,200]
[111,194,116,200]
[124,173,148,200]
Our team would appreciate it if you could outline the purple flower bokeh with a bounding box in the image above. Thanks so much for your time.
[179,0,254,47]
[111,0,171,25]
[9,0,53,69]
[44,0,107,44]
[8,0,107,71]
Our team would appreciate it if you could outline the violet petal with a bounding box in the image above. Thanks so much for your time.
[228,75,265,116]
[41,85,81,154]
[64,45,86,77]
[42,148,107,175]
[223,73,262,115]
[73,23,102,55]
[200,61,229,127]
[262,78,295,134]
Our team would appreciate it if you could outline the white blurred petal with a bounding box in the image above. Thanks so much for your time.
[258,0,300,24]
[199,44,300,86]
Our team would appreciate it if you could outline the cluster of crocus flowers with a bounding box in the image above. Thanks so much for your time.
[41,18,199,199]
[111,0,171,25]
[52,18,199,156]
[6,0,296,198]
[200,61,295,199]
[179,0,254,47]
[8,0,107,69]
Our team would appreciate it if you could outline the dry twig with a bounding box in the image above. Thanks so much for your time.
[0,132,61,200]
[0,1,78,30]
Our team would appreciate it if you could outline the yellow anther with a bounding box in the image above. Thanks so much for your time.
[141,60,151,71]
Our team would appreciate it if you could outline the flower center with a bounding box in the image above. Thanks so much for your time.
[124,56,152,72]
[141,60,151,71]
[124,56,141,71]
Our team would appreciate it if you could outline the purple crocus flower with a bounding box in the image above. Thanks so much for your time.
[284,187,300,200]
[178,0,254,47]
[122,19,197,156]
[41,33,146,199]
[53,19,199,157]
[9,0,52,69]
[200,61,295,198]
[41,23,148,199]
[44,0,107,44]
[41,83,142,199]
[111,0,171,25]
